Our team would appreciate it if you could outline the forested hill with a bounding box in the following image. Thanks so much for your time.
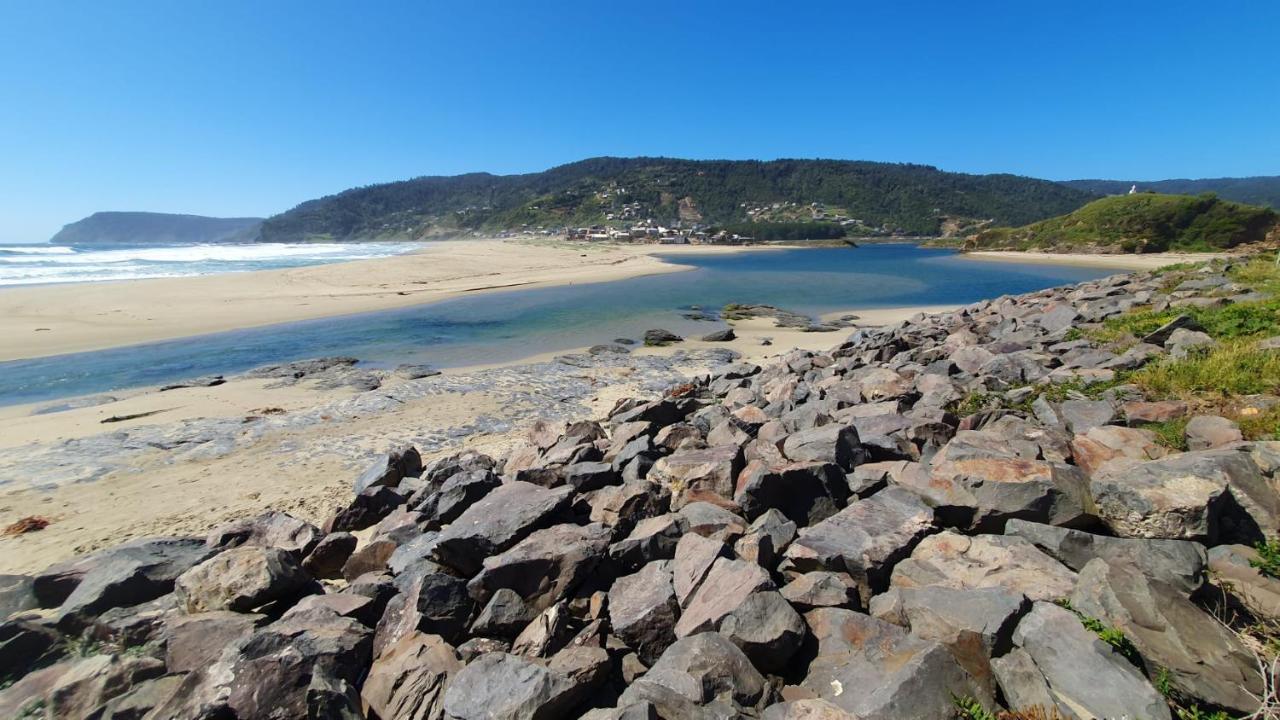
[1063,177,1280,209]
[50,212,263,245]
[257,157,1097,242]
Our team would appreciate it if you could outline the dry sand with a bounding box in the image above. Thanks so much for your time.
[0,237,776,362]
[0,303,949,573]
[963,250,1225,270]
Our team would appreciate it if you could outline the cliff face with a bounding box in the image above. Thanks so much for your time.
[49,212,263,245]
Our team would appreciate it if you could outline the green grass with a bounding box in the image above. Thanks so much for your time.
[1249,537,1280,579]
[1235,403,1280,441]
[952,694,1000,720]
[1131,339,1280,398]
[968,193,1278,253]
[1143,417,1190,451]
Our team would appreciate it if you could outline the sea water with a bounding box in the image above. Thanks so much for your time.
[0,245,1117,407]
[0,241,425,286]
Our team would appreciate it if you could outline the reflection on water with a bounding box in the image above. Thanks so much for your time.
[0,245,1116,406]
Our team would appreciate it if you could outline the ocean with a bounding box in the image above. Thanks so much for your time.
[0,244,1119,407]
[0,241,426,286]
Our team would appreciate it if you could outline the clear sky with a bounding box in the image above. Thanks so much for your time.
[1,1,1277,243]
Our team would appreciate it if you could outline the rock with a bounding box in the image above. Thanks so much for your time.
[1209,544,1280,617]
[433,481,574,575]
[374,570,473,651]
[206,510,322,557]
[1168,327,1215,358]
[353,445,422,494]
[395,363,440,379]
[608,560,680,664]
[325,486,406,533]
[672,533,731,608]
[98,674,185,719]
[361,631,461,720]
[1124,399,1189,424]
[1069,424,1168,475]
[899,452,1093,532]
[468,522,611,611]
[164,610,263,673]
[386,532,441,576]
[1005,519,1207,595]
[174,545,313,613]
[341,538,398,581]
[1141,314,1201,346]
[781,425,864,471]
[47,654,165,720]
[679,501,748,541]
[701,328,737,342]
[286,592,381,627]
[442,652,583,720]
[674,557,773,637]
[1076,558,1264,712]
[511,601,573,658]
[631,632,765,710]
[762,699,858,719]
[1185,414,1244,450]
[781,486,935,597]
[560,461,620,492]
[733,509,796,569]
[1008,601,1171,720]
[53,537,214,631]
[801,608,989,718]
[1091,448,1280,543]
[0,660,75,719]
[589,343,631,355]
[780,571,859,611]
[0,620,63,682]
[890,531,1076,602]
[609,514,687,570]
[472,587,538,638]
[1057,398,1115,434]
[302,532,358,579]
[733,460,847,527]
[649,445,745,509]
[590,478,670,532]
[717,590,805,673]
[869,585,1028,698]
[424,469,502,527]
[644,329,683,346]
[163,611,373,720]
[0,574,37,619]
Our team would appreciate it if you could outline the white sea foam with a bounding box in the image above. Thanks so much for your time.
[0,242,425,286]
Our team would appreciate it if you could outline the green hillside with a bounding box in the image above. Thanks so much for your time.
[966,193,1279,253]
[1063,176,1280,209]
[257,157,1096,242]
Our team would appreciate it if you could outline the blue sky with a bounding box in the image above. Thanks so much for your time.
[1,1,1277,243]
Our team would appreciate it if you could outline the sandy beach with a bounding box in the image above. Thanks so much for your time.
[963,250,1225,270]
[0,301,950,573]
[0,237,776,362]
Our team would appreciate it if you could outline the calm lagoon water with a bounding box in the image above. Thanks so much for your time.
[0,245,1117,407]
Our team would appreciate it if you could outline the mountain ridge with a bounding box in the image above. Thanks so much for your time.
[50,211,263,245]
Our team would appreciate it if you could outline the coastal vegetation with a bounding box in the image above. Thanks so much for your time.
[966,193,1279,253]
[50,212,263,245]
[1065,176,1280,209]
[257,156,1097,242]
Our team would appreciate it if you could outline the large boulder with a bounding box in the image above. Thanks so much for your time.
[163,610,263,673]
[733,460,847,526]
[432,481,574,575]
[625,632,766,712]
[869,585,1029,699]
[781,425,864,471]
[672,533,731,608]
[1071,558,1263,713]
[468,522,611,611]
[781,486,935,597]
[1005,519,1207,595]
[361,631,461,720]
[52,537,214,631]
[800,608,989,718]
[46,654,166,720]
[716,590,805,673]
[890,531,1076,602]
[206,510,323,557]
[779,571,859,611]
[442,652,587,720]
[174,545,314,613]
[898,453,1093,532]
[374,570,473,651]
[1091,448,1280,543]
[648,445,745,509]
[1069,424,1169,475]
[353,445,422,494]
[608,560,680,664]
[1004,601,1171,719]
[674,558,774,637]
[1208,544,1280,617]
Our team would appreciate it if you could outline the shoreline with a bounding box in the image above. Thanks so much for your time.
[0,238,783,363]
[962,249,1226,270]
[0,301,949,573]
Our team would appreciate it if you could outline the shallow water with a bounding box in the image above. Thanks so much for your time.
[0,245,1117,407]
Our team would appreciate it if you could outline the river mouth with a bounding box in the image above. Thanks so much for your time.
[0,245,1117,407]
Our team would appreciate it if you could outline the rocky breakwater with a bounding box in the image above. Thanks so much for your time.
[4,263,1280,718]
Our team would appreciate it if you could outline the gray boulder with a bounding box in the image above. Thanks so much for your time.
[890,531,1076,602]
[716,590,806,673]
[608,560,680,664]
[361,631,461,720]
[353,445,422,494]
[432,481,574,575]
[467,522,611,611]
[174,545,313,613]
[442,652,584,720]
[206,510,322,557]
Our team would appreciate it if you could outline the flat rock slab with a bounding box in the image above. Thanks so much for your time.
[433,481,574,575]
[890,531,1076,602]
